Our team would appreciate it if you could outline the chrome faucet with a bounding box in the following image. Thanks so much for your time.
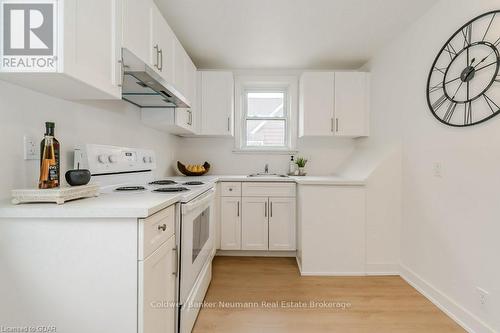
[264,164,269,174]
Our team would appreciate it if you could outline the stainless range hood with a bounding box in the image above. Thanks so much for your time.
[121,50,190,109]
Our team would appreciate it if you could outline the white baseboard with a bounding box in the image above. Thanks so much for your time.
[365,263,400,276]
[400,265,495,333]
[216,250,296,257]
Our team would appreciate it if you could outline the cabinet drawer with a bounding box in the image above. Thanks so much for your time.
[139,204,175,260]
[220,182,242,196]
[242,182,296,197]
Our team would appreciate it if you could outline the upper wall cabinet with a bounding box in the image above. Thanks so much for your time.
[299,72,370,138]
[197,71,234,136]
[0,0,122,100]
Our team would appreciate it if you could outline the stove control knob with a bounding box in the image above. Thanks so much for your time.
[98,154,108,164]
[148,156,154,163]
[108,155,118,163]
[143,156,149,163]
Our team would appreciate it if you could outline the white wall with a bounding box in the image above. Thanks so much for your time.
[363,0,500,331]
[0,80,179,200]
[176,136,355,175]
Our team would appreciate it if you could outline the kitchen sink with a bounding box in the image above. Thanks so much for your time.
[247,173,289,178]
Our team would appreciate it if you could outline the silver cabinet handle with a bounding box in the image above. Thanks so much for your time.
[270,201,273,218]
[117,59,123,87]
[237,201,240,217]
[264,201,267,217]
[157,224,167,231]
[158,49,163,71]
[153,45,159,68]
[188,110,192,125]
[172,246,178,276]
[227,117,230,132]
[336,118,339,132]
[330,118,334,132]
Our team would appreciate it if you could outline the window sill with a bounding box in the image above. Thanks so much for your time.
[232,148,298,155]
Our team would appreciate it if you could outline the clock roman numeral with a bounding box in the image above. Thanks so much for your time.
[443,101,457,123]
[464,102,473,125]
[483,94,500,114]
[429,82,444,93]
[482,13,496,41]
[432,94,448,111]
[433,67,447,75]
[461,24,472,48]
[494,36,500,47]
[444,43,458,60]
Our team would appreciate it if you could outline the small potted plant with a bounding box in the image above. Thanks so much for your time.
[295,157,308,176]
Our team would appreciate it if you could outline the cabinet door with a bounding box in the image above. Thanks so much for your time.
[241,197,268,250]
[122,0,153,66]
[138,236,176,333]
[151,4,175,82]
[299,72,335,137]
[63,0,122,99]
[200,71,234,136]
[269,197,296,251]
[220,197,241,250]
[173,38,187,96]
[185,57,197,108]
[334,72,369,137]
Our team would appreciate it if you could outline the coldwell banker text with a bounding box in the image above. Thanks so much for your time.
[1,1,58,72]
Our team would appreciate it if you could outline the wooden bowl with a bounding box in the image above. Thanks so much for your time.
[177,161,210,176]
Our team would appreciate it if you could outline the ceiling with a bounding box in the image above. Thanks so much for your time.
[155,0,438,70]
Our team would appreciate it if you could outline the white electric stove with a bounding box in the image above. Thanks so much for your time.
[75,144,216,333]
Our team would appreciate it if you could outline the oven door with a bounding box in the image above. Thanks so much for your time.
[180,188,215,304]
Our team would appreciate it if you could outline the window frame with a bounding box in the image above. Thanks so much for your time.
[242,88,289,150]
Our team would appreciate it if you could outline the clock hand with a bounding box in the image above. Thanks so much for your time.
[444,61,498,85]
[452,81,464,100]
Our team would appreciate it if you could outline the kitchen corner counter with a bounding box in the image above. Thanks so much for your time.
[209,175,366,186]
[0,192,182,219]
[290,176,366,186]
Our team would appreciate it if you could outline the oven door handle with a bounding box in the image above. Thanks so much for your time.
[182,188,215,214]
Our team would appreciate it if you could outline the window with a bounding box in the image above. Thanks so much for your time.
[243,90,288,149]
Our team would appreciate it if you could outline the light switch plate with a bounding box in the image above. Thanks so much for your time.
[24,135,39,160]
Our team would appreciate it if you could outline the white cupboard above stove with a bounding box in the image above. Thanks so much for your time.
[0,0,122,100]
[299,71,370,138]
[122,0,195,101]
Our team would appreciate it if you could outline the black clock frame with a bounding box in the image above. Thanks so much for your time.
[426,10,500,127]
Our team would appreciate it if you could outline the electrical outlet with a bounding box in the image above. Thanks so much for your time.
[24,135,39,160]
[433,162,443,178]
[477,287,489,306]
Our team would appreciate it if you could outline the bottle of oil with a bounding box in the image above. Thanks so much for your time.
[39,122,60,189]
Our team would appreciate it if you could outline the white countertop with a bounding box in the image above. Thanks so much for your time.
[0,174,364,219]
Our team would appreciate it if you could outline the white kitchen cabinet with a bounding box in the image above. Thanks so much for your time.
[299,72,335,136]
[123,0,153,67]
[151,3,175,83]
[297,185,366,275]
[220,197,241,250]
[141,108,194,135]
[198,71,234,136]
[241,197,269,250]
[299,71,369,138]
[334,72,370,137]
[0,0,122,100]
[268,197,296,251]
[174,38,187,97]
[184,56,198,109]
[139,236,176,333]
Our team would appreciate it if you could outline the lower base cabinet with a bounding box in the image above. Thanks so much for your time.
[297,185,366,275]
[220,197,241,250]
[139,236,176,333]
[220,182,296,251]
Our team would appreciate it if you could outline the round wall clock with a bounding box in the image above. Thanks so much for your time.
[427,10,500,127]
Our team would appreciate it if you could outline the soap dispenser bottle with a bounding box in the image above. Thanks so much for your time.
[288,156,296,175]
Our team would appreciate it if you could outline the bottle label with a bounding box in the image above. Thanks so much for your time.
[48,165,58,181]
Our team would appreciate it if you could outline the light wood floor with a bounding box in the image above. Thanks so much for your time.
[192,257,465,333]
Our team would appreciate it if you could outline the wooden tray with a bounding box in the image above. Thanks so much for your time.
[12,184,100,205]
